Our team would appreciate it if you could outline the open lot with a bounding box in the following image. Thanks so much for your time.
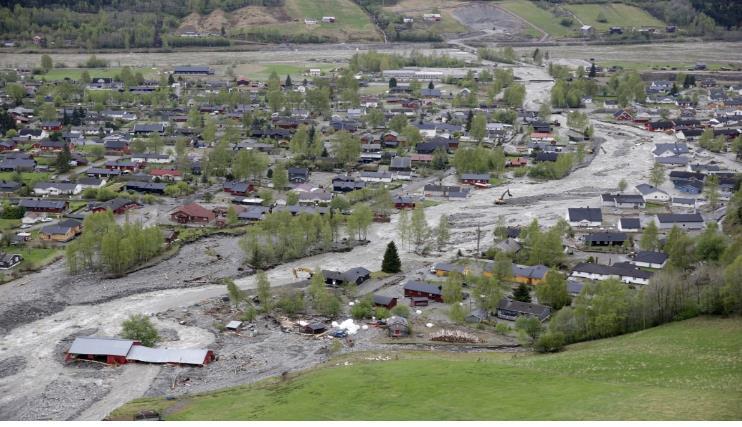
[110,317,742,420]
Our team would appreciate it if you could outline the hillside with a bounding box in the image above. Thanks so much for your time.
[110,317,742,420]
[178,0,382,43]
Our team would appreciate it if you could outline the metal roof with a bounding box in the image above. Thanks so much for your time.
[67,336,135,356]
[126,346,210,366]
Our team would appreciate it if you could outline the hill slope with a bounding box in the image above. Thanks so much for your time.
[111,316,742,420]
[179,0,382,43]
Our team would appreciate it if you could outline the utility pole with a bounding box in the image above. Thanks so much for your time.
[476,224,482,257]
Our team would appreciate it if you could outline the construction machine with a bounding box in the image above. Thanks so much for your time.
[292,267,314,279]
[495,188,513,205]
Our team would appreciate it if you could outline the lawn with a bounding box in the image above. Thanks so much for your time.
[564,3,665,32]
[0,218,20,231]
[110,316,742,421]
[0,171,51,186]
[499,1,574,37]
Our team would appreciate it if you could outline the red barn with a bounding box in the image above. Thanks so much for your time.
[403,281,444,303]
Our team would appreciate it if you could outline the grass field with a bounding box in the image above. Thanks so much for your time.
[39,67,159,81]
[0,171,51,186]
[111,317,742,421]
[564,3,665,32]
[499,1,574,37]
[258,0,381,42]
[232,63,334,81]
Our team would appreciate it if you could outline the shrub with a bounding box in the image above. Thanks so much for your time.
[495,322,511,335]
[120,314,159,347]
[391,304,410,318]
[535,331,566,353]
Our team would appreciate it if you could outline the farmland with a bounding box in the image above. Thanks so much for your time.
[564,3,666,32]
[498,0,575,38]
[110,317,742,420]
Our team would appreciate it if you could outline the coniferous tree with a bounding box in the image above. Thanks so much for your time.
[513,283,532,302]
[382,241,402,273]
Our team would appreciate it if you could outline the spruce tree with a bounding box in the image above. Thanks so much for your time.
[381,241,401,273]
[513,283,532,303]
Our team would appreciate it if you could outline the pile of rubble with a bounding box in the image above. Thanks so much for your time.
[431,330,481,343]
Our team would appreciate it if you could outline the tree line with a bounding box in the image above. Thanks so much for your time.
[66,211,164,276]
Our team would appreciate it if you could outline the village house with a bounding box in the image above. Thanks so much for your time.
[33,182,83,196]
[288,167,310,183]
[571,262,653,286]
[373,295,398,309]
[170,203,215,224]
[654,213,705,230]
[39,220,81,243]
[630,251,668,269]
[125,181,166,194]
[618,217,641,233]
[386,316,409,337]
[18,199,68,214]
[322,267,371,287]
[566,207,602,227]
[636,183,670,203]
[403,281,444,303]
[496,298,551,322]
[507,263,548,286]
[584,231,627,247]
[65,336,214,366]
[88,198,142,215]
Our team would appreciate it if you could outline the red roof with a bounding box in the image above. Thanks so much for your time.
[150,168,182,177]
[172,203,215,220]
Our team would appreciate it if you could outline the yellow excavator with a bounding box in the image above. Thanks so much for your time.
[495,189,513,205]
[292,267,314,279]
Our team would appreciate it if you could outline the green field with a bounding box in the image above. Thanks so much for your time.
[0,171,51,186]
[40,67,158,81]
[233,63,335,81]
[499,1,573,37]
[257,0,381,42]
[111,317,742,421]
[564,3,665,32]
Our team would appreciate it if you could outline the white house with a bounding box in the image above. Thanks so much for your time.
[630,251,668,269]
[571,262,653,286]
[359,171,392,183]
[655,213,705,230]
[566,207,602,227]
[33,182,83,196]
[636,183,670,203]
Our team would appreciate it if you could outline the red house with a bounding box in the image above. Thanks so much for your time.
[170,203,215,224]
[403,281,444,303]
[393,195,416,209]
[150,168,182,181]
[41,121,63,132]
[506,157,528,167]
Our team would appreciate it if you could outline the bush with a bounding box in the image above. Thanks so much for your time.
[560,18,574,27]
[374,307,391,320]
[240,307,257,322]
[513,167,528,177]
[495,322,511,335]
[391,304,410,318]
[120,314,159,347]
[351,302,373,320]
[277,290,305,316]
[535,331,566,353]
